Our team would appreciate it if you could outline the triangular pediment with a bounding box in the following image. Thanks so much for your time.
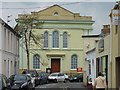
[31,4,76,20]
[18,4,92,21]
[38,4,74,15]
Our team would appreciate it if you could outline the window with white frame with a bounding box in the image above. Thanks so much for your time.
[8,31,10,51]
[71,54,78,69]
[33,54,40,69]
[63,32,68,48]
[4,28,6,49]
[44,31,48,48]
[52,31,59,48]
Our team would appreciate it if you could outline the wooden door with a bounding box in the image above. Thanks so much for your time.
[116,57,120,89]
[51,59,60,73]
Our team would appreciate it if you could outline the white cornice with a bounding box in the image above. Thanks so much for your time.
[29,48,83,51]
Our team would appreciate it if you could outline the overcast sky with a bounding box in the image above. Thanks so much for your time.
[0,1,116,34]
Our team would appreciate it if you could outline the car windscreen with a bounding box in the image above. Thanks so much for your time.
[27,71,38,77]
[50,73,58,76]
[14,75,27,81]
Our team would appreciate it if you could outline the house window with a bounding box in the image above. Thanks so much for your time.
[33,54,40,69]
[71,55,78,69]
[52,31,59,48]
[4,28,6,49]
[89,63,91,74]
[44,31,48,48]
[115,25,118,34]
[8,31,10,51]
[63,32,68,48]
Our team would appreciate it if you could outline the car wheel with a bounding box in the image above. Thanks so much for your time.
[55,79,57,83]
[78,79,81,82]
[33,82,35,88]
[64,79,66,83]
[46,80,49,84]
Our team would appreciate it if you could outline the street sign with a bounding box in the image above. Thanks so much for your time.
[77,67,82,72]
[112,10,120,25]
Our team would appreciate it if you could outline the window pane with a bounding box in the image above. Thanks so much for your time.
[71,55,78,69]
[52,31,59,48]
[44,31,48,48]
[33,54,40,69]
[63,32,68,48]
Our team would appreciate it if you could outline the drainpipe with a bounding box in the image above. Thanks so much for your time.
[109,10,112,89]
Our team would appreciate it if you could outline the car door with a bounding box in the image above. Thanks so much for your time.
[57,73,65,81]
[9,75,15,86]
[26,75,33,89]
[2,75,10,90]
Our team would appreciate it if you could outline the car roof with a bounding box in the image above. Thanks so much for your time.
[50,72,64,74]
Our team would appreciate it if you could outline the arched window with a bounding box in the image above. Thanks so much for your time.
[71,54,78,69]
[44,31,48,48]
[54,12,59,16]
[63,32,68,48]
[33,54,40,69]
[52,31,59,48]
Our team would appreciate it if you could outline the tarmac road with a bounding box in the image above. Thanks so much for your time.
[35,82,92,90]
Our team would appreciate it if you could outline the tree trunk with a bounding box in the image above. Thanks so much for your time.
[25,32,30,71]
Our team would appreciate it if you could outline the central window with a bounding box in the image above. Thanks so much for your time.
[52,31,59,48]
[63,32,68,48]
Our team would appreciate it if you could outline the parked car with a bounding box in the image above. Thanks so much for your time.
[69,73,83,82]
[64,74,69,81]
[0,74,11,90]
[25,70,39,86]
[10,74,33,90]
[9,74,16,87]
[37,72,49,85]
[26,74,35,88]
[47,72,66,83]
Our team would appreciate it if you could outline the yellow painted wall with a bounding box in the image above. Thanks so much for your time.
[29,28,84,73]
[111,25,118,88]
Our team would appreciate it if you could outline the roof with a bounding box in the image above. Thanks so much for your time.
[113,2,119,9]
[0,18,21,38]
[86,48,96,54]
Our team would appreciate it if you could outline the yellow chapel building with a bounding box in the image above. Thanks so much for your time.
[17,4,94,74]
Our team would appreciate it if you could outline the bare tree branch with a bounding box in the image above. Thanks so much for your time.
[15,14,44,71]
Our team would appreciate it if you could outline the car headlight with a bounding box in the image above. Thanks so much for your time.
[74,77,77,79]
[12,84,19,89]
[21,82,27,88]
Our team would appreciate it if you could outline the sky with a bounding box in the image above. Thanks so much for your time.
[0,1,116,34]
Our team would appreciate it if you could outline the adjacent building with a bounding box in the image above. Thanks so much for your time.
[109,2,120,89]
[83,24,110,86]
[0,18,20,77]
[17,4,94,74]
[95,25,110,87]
[82,35,100,86]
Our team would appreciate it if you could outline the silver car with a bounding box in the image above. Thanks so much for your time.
[47,72,66,83]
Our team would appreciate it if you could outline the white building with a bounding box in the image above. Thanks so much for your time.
[0,18,20,77]
[86,48,96,86]
[85,25,110,87]
[82,35,100,86]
